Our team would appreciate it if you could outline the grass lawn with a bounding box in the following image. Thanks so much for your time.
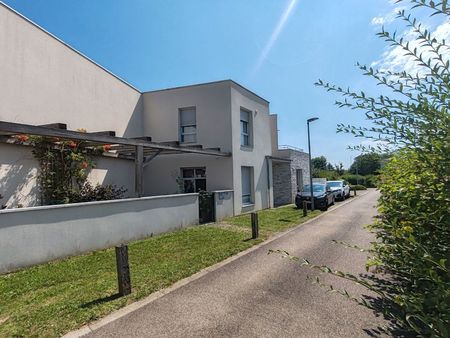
[224,204,321,239]
[0,204,320,337]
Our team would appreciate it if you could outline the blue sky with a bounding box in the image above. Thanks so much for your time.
[3,0,449,167]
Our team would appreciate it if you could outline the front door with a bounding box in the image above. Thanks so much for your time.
[296,169,303,192]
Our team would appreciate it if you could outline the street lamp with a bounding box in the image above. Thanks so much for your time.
[307,117,319,210]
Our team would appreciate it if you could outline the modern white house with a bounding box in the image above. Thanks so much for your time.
[0,2,310,217]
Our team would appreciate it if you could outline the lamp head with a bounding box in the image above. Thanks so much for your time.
[307,117,319,123]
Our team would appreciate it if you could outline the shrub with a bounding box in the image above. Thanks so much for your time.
[69,182,127,203]
[349,184,366,191]
[311,1,450,335]
[341,174,377,188]
[313,169,340,180]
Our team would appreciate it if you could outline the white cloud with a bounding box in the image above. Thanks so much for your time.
[371,19,450,75]
[370,6,405,26]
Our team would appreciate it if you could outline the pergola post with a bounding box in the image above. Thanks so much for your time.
[135,145,144,197]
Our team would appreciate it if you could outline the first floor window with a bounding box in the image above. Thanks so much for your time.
[240,109,251,146]
[241,166,253,205]
[181,167,206,193]
[180,107,197,143]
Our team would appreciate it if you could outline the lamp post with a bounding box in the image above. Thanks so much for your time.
[307,117,319,210]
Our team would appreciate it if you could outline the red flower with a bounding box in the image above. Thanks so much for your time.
[79,161,89,169]
[17,134,29,142]
[67,141,77,149]
[103,144,112,151]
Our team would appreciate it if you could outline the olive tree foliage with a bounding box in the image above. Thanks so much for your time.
[273,1,450,337]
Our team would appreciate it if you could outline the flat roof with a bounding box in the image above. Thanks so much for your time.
[142,79,270,104]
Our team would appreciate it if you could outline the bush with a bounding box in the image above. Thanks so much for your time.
[371,149,449,335]
[341,174,377,188]
[69,182,127,203]
[313,169,340,180]
[313,1,450,335]
[349,184,366,191]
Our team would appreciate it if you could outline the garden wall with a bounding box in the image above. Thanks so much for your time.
[0,193,199,274]
[213,190,234,221]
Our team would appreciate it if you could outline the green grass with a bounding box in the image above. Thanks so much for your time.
[224,204,322,239]
[0,205,321,337]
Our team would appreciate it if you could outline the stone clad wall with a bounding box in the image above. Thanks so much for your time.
[273,162,291,207]
[272,149,310,207]
[288,150,310,202]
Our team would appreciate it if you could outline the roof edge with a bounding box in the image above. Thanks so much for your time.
[142,79,270,104]
[0,1,141,93]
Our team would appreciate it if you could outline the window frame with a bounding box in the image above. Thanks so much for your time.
[241,166,254,206]
[179,107,197,144]
[240,108,252,148]
[180,167,206,193]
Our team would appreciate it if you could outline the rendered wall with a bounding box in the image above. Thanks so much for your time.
[0,193,199,274]
[213,190,234,221]
[0,3,143,206]
[230,85,273,214]
[141,82,234,197]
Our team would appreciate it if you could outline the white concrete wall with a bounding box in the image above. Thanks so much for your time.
[0,3,143,206]
[0,193,199,274]
[141,81,274,215]
[230,85,273,214]
[141,82,234,196]
[213,190,234,221]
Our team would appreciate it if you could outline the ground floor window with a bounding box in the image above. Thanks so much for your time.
[181,167,206,193]
[241,166,253,205]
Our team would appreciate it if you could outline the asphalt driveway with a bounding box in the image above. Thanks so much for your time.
[86,189,386,337]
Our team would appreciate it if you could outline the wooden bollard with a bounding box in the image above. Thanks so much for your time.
[353,188,357,196]
[115,245,131,296]
[302,200,308,217]
[251,212,259,239]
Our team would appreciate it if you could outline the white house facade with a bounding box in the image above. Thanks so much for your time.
[0,2,309,216]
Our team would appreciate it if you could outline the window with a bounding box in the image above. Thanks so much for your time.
[180,107,196,143]
[181,167,206,193]
[240,109,251,147]
[241,166,253,205]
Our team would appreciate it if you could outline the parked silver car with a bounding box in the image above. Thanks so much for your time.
[326,180,350,201]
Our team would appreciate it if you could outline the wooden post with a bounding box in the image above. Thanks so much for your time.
[303,201,308,217]
[115,245,131,296]
[135,145,144,197]
[353,187,357,196]
[251,212,259,239]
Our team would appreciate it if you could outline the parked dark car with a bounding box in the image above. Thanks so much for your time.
[295,183,335,211]
[326,180,350,201]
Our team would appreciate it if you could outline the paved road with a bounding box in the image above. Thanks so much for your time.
[88,189,386,337]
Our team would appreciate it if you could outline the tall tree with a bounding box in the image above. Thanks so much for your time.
[311,156,327,170]
[349,153,382,175]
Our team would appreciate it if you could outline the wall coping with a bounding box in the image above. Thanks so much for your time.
[211,190,234,193]
[0,193,198,215]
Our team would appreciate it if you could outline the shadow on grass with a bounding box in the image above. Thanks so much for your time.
[80,293,122,309]
[278,219,293,223]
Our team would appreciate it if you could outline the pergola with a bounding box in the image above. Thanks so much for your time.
[0,120,231,197]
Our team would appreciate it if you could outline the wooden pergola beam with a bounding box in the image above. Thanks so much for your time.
[0,121,231,157]
[38,123,67,129]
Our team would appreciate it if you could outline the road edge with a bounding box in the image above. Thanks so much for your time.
[63,190,372,338]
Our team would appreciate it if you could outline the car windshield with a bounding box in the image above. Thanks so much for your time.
[303,184,325,193]
[327,181,342,188]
